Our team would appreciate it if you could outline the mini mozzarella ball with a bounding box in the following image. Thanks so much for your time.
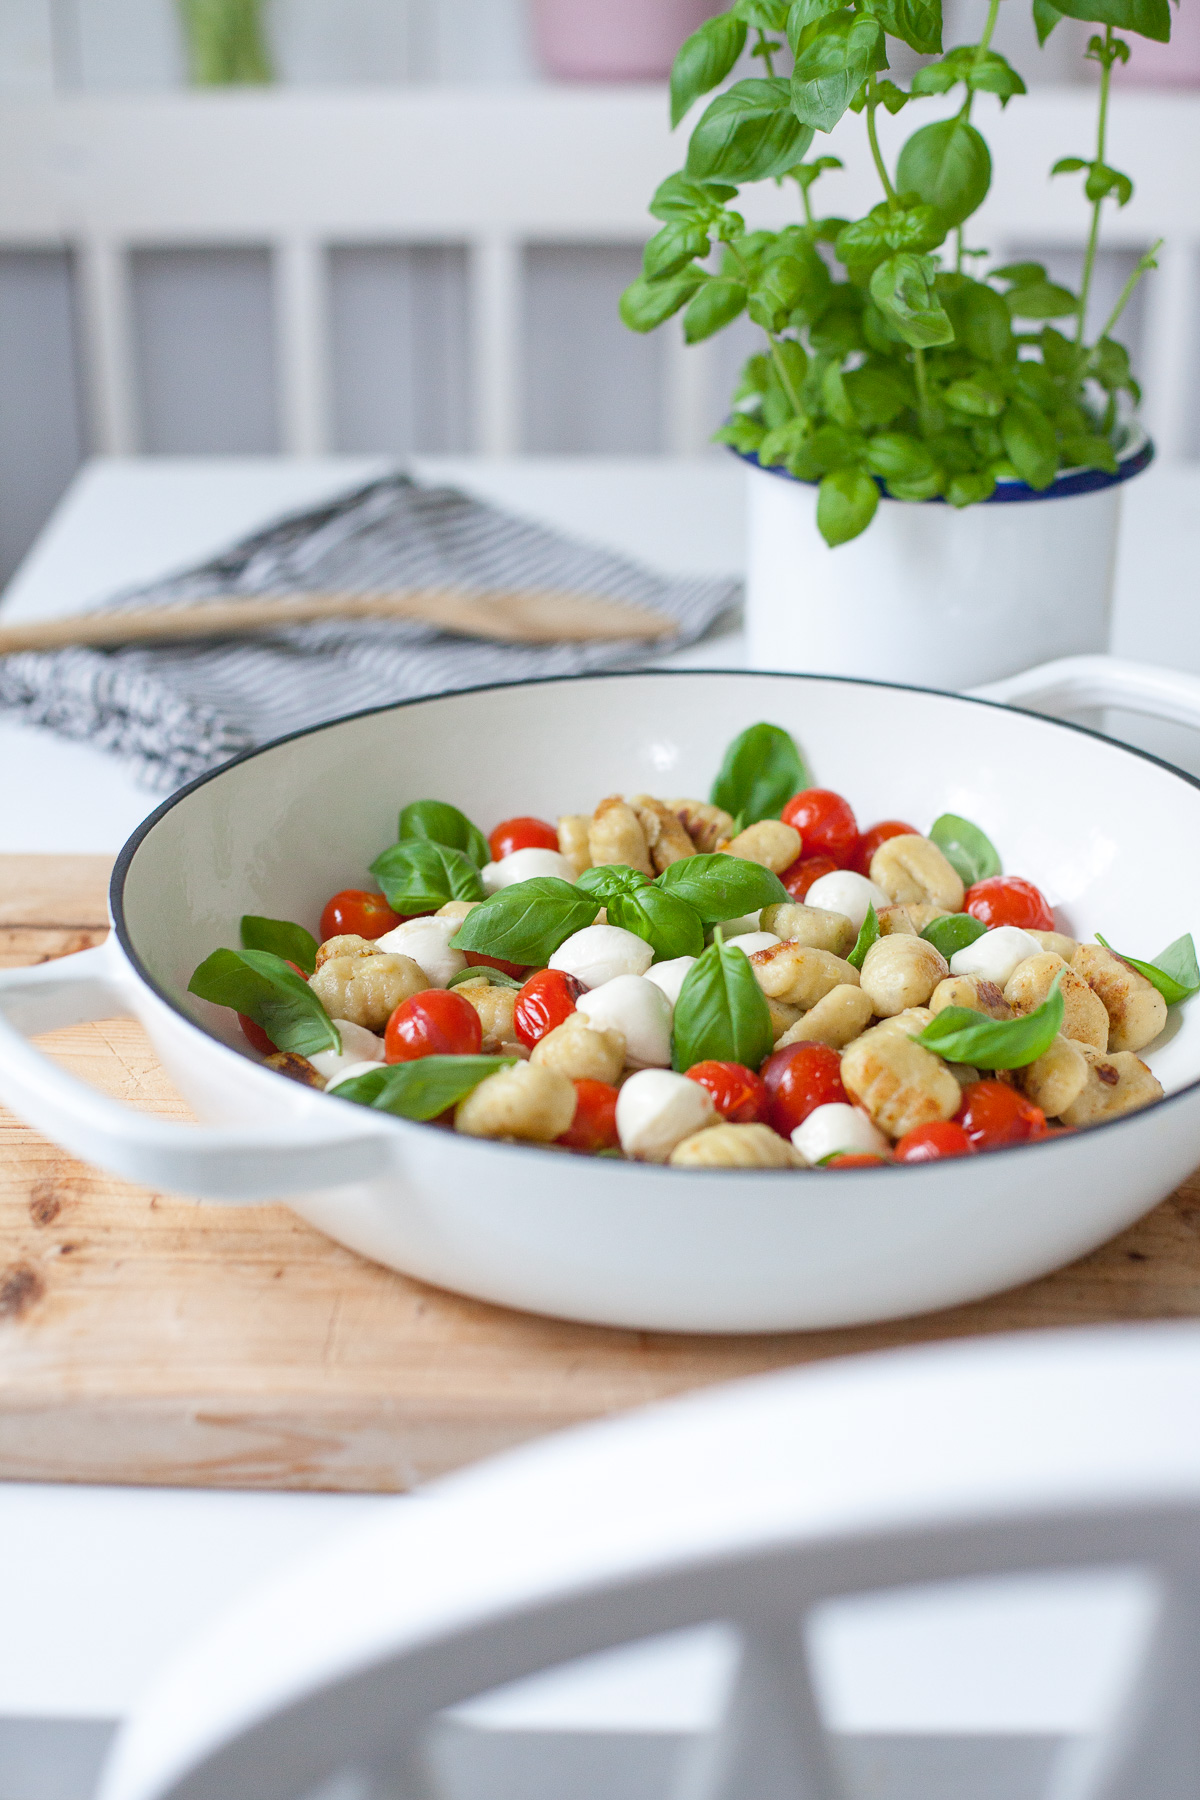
[803,871,890,931]
[481,847,576,893]
[724,931,780,958]
[617,1068,715,1163]
[645,955,697,1008]
[374,915,466,987]
[577,974,672,1068]
[325,1058,389,1092]
[950,924,1043,989]
[791,1102,889,1166]
[308,1021,386,1082]
[549,923,654,989]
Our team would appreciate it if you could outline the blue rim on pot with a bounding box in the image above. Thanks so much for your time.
[733,420,1153,504]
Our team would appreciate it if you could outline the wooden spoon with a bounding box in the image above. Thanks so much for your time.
[0,586,678,654]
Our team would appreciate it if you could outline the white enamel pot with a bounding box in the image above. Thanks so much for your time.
[3,659,1200,1335]
[744,433,1153,690]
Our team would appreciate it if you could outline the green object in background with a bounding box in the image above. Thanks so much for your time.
[179,0,272,86]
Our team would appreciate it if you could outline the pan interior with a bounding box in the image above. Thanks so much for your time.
[115,670,1200,1101]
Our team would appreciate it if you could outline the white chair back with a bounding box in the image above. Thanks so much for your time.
[96,1325,1200,1800]
[0,88,1195,463]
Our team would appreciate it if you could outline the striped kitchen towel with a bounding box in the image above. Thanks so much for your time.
[0,473,740,792]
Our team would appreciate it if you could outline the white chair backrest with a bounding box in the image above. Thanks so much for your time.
[0,88,1195,463]
[97,1324,1200,1800]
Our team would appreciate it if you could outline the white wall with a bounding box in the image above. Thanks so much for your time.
[0,0,1154,586]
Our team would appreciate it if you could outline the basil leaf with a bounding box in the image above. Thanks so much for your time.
[686,78,814,183]
[847,903,879,971]
[1095,932,1200,1007]
[860,0,942,53]
[576,864,650,905]
[608,887,706,961]
[398,799,489,871]
[929,813,1001,886]
[790,11,887,135]
[818,467,881,547]
[449,878,596,967]
[620,268,708,333]
[189,948,340,1057]
[1002,398,1058,490]
[710,722,807,827]
[369,840,485,916]
[1050,0,1170,44]
[240,915,319,975]
[447,965,523,992]
[869,252,954,350]
[922,913,988,960]
[672,939,774,1074]
[896,119,991,229]
[332,1055,516,1121]
[915,975,1064,1069]
[684,277,748,343]
[671,12,749,128]
[657,853,790,924]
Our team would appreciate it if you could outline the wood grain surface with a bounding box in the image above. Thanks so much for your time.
[3,855,1200,1494]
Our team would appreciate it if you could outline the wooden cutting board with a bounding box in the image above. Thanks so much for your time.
[4,854,1200,1494]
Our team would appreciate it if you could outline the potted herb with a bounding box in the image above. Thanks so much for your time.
[621,0,1169,688]
[179,0,272,86]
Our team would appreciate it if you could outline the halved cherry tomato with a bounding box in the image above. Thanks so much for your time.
[955,1078,1047,1150]
[965,876,1055,932]
[556,1078,619,1152]
[489,816,559,861]
[385,989,482,1063]
[686,1060,768,1125]
[464,950,529,980]
[239,959,307,1054]
[851,820,918,877]
[780,854,839,902]
[894,1120,975,1162]
[761,1041,848,1139]
[514,968,584,1048]
[826,1152,891,1168]
[319,889,401,942]
[781,788,858,866]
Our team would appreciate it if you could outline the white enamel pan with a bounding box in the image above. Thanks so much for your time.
[4,656,1200,1334]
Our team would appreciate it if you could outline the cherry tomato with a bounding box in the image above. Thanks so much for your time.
[826,1152,891,1168]
[239,959,307,1054]
[556,1078,619,1152]
[780,854,839,902]
[965,876,1055,932]
[489,816,559,861]
[686,1060,768,1125]
[955,1078,1047,1151]
[385,989,482,1063]
[319,889,401,942]
[781,788,858,867]
[761,1041,848,1139]
[851,820,918,877]
[514,968,585,1048]
[894,1120,975,1162]
[464,950,529,980]
[239,1015,276,1055]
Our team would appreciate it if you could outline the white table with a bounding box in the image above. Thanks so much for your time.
[1,453,1190,1797]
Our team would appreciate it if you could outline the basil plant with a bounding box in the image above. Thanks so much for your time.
[621,0,1171,547]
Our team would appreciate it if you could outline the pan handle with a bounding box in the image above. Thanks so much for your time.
[0,941,397,1203]
[970,654,1200,732]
